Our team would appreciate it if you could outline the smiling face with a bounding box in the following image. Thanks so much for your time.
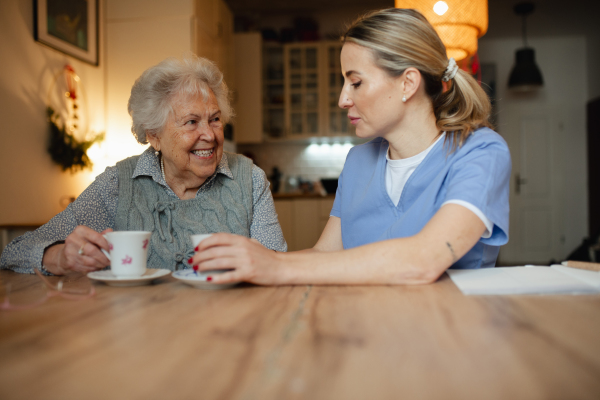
[339,42,406,139]
[149,89,224,191]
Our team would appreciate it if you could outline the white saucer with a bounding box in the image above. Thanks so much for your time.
[172,269,239,290]
[88,269,171,287]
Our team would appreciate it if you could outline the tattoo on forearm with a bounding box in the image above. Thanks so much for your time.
[446,242,457,263]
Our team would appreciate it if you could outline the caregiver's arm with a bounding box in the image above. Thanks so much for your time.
[195,203,485,285]
[282,203,485,285]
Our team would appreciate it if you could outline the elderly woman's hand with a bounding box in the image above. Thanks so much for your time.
[190,233,284,285]
[42,226,112,275]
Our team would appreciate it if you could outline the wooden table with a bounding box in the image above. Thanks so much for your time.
[1,270,599,400]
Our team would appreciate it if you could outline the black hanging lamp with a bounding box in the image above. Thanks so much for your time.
[508,2,544,91]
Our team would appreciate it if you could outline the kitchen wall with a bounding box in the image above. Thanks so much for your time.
[0,0,105,225]
[238,141,356,187]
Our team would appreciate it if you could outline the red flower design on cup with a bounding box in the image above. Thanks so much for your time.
[142,239,149,249]
[122,255,132,265]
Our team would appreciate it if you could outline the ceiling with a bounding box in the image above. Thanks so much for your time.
[224,0,600,39]
[225,0,393,13]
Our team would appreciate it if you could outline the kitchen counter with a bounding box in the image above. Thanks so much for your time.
[272,196,335,251]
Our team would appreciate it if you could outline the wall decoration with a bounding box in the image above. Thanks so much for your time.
[34,0,99,66]
[46,65,104,172]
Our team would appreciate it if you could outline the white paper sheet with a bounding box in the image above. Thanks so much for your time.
[446,265,600,295]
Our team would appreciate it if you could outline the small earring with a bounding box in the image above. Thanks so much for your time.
[154,149,159,156]
[402,94,407,103]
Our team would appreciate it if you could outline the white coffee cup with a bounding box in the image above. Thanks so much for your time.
[189,233,236,284]
[102,231,152,277]
[191,234,213,248]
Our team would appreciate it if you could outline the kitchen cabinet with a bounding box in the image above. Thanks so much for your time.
[194,0,234,86]
[233,33,263,144]
[274,197,335,251]
[234,36,351,143]
[263,43,285,139]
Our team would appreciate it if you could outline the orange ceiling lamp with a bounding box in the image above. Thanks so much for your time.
[395,0,488,61]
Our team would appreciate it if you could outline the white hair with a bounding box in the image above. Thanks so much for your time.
[127,53,234,144]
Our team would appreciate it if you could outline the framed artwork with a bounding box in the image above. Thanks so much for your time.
[34,0,99,66]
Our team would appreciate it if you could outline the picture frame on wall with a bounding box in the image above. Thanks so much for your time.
[34,0,99,66]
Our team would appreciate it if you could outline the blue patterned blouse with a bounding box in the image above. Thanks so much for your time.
[0,148,287,274]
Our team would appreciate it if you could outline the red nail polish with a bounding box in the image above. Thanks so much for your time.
[207,276,212,282]
[194,246,199,252]
[193,265,198,271]
[187,257,193,264]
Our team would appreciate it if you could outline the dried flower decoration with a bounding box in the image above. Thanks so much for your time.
[46,65,104,172]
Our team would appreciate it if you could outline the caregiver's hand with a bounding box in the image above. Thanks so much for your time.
[42,226,113,275]
[190,233,283,285]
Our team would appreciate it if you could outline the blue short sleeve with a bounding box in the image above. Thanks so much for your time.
[330,170,343,218]
[443,133,512,245]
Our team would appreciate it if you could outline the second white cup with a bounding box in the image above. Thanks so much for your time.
[191,234,213,248]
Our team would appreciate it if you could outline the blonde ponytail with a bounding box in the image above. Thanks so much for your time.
[434,69,492,148]
[342,8,492,149]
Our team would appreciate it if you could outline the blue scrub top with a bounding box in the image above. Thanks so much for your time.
[330,128,512,269]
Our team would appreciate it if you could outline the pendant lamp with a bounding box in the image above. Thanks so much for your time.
[394,0,488,61]
[508,2,543,91]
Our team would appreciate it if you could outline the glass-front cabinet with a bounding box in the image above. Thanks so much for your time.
[325,43,349,136]
[262,41,352,140]
[263,44,285,138]
[286,44,320,136]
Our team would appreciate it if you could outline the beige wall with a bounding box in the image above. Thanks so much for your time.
[0,0,105,225]
[102,0,194,168]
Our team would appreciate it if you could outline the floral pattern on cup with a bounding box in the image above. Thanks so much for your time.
[102,231,151,277]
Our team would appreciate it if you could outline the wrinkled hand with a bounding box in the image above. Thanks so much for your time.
[43,226,112,275]
[189,233,283,285]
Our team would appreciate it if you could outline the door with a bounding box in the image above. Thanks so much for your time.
[500,105,565,264]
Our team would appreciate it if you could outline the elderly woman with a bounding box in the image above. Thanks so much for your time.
[0,55,286,275]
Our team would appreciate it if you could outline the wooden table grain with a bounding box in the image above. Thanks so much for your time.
[1,270,599,400]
